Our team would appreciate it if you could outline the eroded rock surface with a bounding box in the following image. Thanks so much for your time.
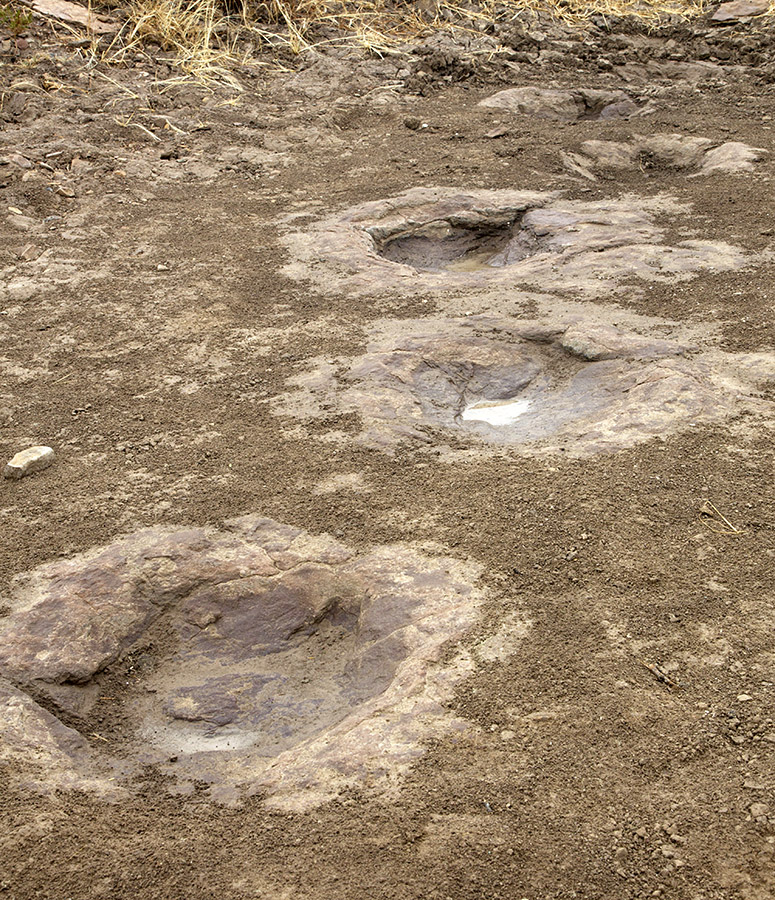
[478,87,642,121]
[281,188,747,297]
[0,517,482,809]
[274,317,773,456]
[0,677,114,796]
[563,134,766,180]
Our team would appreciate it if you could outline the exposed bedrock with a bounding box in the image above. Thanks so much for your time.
[274,317,775,456]
[0,517,484,808]
[281,188,747,297]
[563,133,766,181]
[478,87,645,121]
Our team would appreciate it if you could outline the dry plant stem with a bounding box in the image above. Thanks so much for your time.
[143,113,188,134]
[699,499,743,535]
[113,114,161,141]
[50,0,721,91]
[640,660,681,692]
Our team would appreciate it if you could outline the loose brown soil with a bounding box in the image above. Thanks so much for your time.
[3,9,775,900]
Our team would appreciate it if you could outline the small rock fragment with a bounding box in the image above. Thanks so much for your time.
[13,243,41,261]
[8,214,36,232]
[3,446,55,480]
[744,779,766,790]
[561,150,597,181]
[750,802,770,818]
[7,153,32,169]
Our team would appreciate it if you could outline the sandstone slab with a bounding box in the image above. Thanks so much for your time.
[711,0,769,22]
[566,134,765,180]
[700,142,766,175]
[0,676,116,796]
[274,317,773,457]
[478,87,641,121]
[0,517,483,808]
[282,188,747,299]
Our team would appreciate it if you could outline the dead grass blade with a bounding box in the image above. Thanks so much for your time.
[640,659,681,692]
[114,114,161,141]
[80,0,724,86]
[699,499,743,535]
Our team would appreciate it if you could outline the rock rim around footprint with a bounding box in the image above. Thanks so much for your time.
[563,133,767,181]
[273,317,775,457]
[478,87,645,121]
[0,516,485,809]
[281,187,747,298]
[0,676,116,798]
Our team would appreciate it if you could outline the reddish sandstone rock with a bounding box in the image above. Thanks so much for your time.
[0,517,484,808]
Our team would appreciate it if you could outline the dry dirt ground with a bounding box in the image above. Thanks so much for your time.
[3,7,775,899]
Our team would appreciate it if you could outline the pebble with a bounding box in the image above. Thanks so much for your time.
[526,710,556,721]
[7,153,32,169]
[3,446,55,479]
[8,214,35,232]
[744,779,766,790]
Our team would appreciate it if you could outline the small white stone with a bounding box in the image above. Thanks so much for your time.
[3,445,55,479]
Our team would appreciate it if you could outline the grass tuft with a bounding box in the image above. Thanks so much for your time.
[86,0,739,85]
[0,1,33,36]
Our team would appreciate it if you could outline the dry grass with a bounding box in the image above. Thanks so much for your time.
[91,0,734,85]
[92,0,243,86]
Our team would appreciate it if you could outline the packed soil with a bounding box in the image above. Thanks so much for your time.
[3,7,775,899]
